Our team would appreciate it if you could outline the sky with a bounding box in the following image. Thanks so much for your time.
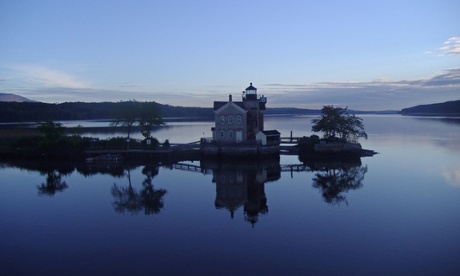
[1,0,459,110]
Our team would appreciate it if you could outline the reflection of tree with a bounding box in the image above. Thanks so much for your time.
[37,170,68,196]
[140,166,167,214]
[111,170,141,213]
[78,162,128,177]
[2,159,73,197]
[312,165,367,205]
[111,166,166,215]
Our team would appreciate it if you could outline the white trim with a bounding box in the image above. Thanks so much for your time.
[215,102,247,114]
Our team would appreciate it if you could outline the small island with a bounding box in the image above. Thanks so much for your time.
[297,105,375,158]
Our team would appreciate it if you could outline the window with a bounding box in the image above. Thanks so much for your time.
[236,129,243,142]
[228,130,233,138]
[236,115,242,124]
[220,115,225,124]
[228,115,233,124]
[220,130,225,138]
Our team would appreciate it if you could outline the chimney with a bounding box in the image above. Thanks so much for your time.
[229,94,232,102]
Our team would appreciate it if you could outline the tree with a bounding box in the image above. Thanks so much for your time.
[110,101,164,149]
[37,120,65,140]
[110,100,139,140]
[311,106,367,143]
[138,101,164,139]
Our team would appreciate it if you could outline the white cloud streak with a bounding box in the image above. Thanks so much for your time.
[439,37,460,55]
[11,65,88,89]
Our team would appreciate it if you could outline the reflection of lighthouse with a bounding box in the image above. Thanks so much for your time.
[207,159,280,226]
[214,170,246,219]
[244,172,268,226]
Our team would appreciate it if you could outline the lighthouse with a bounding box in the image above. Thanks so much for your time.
[242,83,266,139]
[203,82,280,156]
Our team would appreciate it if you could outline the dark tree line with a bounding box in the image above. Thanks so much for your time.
[0,101,214,122]
[0,102,115,122]
[0,101,333,123]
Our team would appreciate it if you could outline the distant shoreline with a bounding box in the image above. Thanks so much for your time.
[1,99,459,124]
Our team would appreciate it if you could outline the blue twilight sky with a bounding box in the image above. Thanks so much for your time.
[1,0,459,110]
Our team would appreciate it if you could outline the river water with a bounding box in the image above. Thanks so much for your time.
[1,115,460,275]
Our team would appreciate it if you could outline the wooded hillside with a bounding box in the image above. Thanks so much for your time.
[0,100,400,123]
[401,100,460,115]
[0,101,325,122]
[0,102,213,122]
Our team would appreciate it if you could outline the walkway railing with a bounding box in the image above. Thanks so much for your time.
[280,137,303,144]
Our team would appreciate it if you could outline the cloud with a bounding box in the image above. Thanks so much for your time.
[263,68,460,110]
[4,67,460,110]
[423,68,460,86]
[439,37,460,55]
[11,65,88,89]
[442,166,460,188]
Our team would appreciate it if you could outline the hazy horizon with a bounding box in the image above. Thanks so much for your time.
[2,91,452,112]
[1,1,459,110]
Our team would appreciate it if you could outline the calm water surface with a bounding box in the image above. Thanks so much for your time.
[1,115,459,275]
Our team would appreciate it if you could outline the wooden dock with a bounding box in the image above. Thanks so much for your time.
[86,139,301,159]
[86,142,202,161]
[280,136,304,144]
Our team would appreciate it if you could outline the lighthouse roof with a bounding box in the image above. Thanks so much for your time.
[245,82,257,91]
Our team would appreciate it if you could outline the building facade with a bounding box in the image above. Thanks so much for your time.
[212,83,267,143]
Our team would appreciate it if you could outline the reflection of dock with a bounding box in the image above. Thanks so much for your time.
[173,163,212,174]
[172,162,309,174]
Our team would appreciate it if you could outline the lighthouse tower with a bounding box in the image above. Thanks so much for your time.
[243,83,266,139]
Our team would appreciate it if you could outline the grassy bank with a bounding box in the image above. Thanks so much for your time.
[0,128,42,138]
[0,126,162,160]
